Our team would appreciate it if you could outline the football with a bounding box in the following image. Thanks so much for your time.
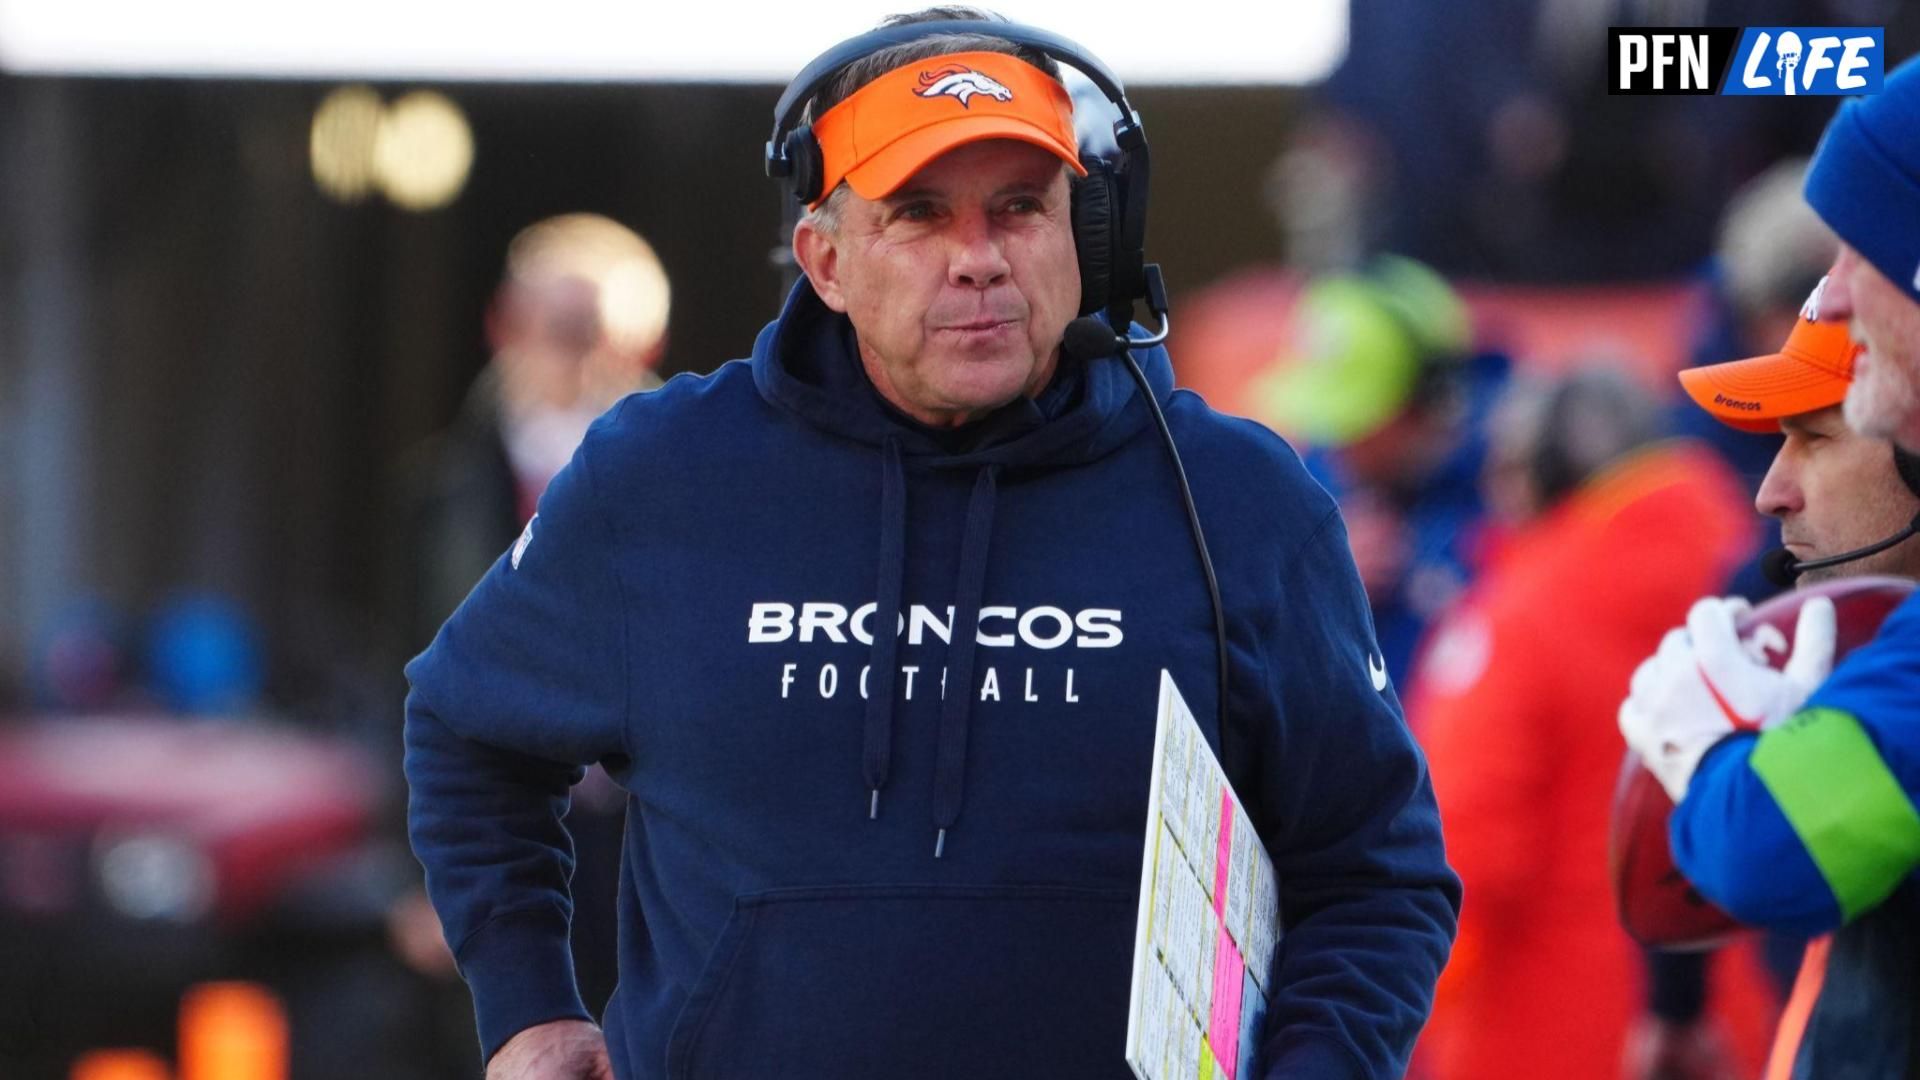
[1610,575,1915,949]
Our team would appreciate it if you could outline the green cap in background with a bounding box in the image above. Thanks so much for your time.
[1253,256,1470,446]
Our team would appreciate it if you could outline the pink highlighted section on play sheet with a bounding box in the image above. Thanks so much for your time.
[1208,924,1246,1078]
[1213,792,1232,917]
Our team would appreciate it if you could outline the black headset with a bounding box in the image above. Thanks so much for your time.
[766,19,1154,328]
[1529,375,1585,509]
[1527,370,1659,509]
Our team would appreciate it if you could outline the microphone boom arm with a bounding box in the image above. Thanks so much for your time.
[1764,512,1920,586]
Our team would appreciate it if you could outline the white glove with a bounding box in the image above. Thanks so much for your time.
[1618,595,1836,802]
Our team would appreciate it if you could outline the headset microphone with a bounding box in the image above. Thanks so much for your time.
[1062,266,1172,362]
[1761,512,1920,587]
[1062,317,1125,363]
[1759,548,1802,589]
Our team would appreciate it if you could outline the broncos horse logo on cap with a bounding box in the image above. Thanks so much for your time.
[915,64,1014,108]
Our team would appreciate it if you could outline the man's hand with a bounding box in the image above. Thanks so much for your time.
[1619,595,1835,802]
[486,1020,614,1080]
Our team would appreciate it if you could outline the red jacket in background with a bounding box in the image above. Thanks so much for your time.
[1407,442,1777,1080]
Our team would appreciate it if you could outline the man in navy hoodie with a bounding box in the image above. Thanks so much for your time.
[404,11,1460,1080]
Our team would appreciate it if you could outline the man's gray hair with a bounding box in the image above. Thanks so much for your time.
[801,6,1066,235]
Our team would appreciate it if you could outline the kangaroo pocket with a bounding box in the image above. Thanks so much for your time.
[665,883,1138,1080]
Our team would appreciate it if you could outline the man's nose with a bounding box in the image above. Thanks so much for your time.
[1755,453,1802,519]
[948,215,1010,288]
[1819,249,1858,324]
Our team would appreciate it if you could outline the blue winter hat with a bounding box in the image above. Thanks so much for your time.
[1805,53,1920,304]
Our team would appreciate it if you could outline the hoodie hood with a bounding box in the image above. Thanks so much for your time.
[751,279,1173,470]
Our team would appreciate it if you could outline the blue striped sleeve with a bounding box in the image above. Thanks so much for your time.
[1673,593,1920,936]
[1671,733,1845,936]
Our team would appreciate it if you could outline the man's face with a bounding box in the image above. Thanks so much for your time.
[793,139,1081,429]
[491,274,604,411]
[1820,244,1920,451]
[1757,405,1920,582]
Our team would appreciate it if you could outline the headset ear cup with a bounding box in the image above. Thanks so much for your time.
[1897,445,1920,500]
[1071,159,1116,317]
[786,127,824,206]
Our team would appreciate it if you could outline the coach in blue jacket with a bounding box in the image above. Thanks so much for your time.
[1619,54,1920,1080]
[404,11,1459,1080]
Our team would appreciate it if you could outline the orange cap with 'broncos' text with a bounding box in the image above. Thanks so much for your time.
[1678,278,1862,432]
[808,51,1087,209]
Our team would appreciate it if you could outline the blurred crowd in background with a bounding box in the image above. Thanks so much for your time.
[3,1,1917,1077]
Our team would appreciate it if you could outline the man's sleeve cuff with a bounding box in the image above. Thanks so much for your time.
[454,906,592,1063]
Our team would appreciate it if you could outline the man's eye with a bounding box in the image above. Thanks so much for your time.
[1003,197,1043,214]
[895,203,936,222]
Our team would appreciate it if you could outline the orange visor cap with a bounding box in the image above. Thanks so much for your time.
[809,51,1087,209]
[1679,279,1862,432]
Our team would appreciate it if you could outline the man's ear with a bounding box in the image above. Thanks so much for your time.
[793,219,848,313]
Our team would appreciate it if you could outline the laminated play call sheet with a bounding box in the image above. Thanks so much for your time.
[1125,672,1280,1080]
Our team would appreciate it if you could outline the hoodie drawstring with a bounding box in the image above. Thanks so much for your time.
[931,465,999,857]
[862,438,906,819]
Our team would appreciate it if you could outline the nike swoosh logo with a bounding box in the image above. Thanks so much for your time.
[1698,661,1762,731]
[1368,651,1388,693]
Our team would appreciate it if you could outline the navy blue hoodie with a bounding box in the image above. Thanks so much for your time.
[405,283,1460,1080]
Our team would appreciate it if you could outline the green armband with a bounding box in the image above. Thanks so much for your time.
[1750,707,1920,923]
